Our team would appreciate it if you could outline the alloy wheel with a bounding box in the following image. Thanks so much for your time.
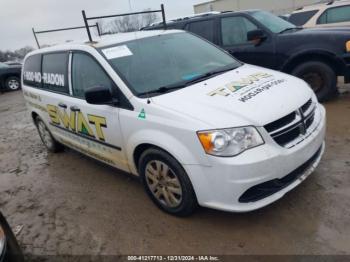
[8,79,20,90]
[145,160,183,208]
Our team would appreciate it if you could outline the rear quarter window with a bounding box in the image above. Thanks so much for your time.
[42,53,69,94]
[23,54,42,88]
[185,19,215,42]
[318,5,350,24]
[289,10,318,26]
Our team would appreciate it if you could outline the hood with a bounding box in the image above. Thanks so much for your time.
[151,64,314,128]
[286,27,350,36]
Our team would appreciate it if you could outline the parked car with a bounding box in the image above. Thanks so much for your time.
[289,0,350,28]
[0,62,22,91]
[144,10,350,101]
[22,30,325,216]
[0,212,24,262]
[4,61,23,67]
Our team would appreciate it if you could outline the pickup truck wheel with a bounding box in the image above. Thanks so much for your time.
[5,76,21,91]
[292,61,337,102]
[139,148,197,217]
[35,116,64,153]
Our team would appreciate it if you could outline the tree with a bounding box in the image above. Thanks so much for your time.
[100,9,159,35]
[0,46,35,62]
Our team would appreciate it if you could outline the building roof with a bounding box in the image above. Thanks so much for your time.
[194,0,215,7]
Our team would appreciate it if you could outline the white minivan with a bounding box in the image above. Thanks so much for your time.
[22,30,326,216]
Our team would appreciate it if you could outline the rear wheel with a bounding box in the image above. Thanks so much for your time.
[139,148,197,217]
[35,116,64,153]
[291,61,337,102]
[5,76,21,91]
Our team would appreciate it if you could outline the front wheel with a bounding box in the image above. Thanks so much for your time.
[5,76,21,91]
[139,148,197,217]
[291,61,337,102]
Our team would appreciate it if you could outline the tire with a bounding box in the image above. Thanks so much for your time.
[5,76,21,91]
[291,61,337,102]
[139,148,197,217]
[34,116,64,153]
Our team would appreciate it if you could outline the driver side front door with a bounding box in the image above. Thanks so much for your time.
[219,15,276,70]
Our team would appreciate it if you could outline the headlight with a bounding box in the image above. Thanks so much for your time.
[0,225,5,257]
[197,126,264,157]
[347,40,350,52]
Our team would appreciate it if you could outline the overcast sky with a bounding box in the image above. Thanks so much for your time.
[0,0,204,51]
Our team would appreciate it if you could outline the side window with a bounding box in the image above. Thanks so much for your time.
[318,6,350,24]
[186,20,215,42]
[42,53,69,94]
[289,10,318,26]
[221,16,258,46]
[23,55,42,88]
[72,53,114,98]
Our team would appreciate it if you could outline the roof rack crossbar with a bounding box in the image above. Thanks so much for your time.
[35,24,98,34]
[32,23,100,49]
[81,4,167,42]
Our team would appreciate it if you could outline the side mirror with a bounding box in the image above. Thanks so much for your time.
[85,86,118,106]
[247,29,267,45]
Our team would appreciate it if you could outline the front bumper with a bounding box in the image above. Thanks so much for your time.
[185,104,326,212]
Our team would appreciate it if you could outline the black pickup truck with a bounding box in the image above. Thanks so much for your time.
[144,10,350,101]
[0,62,22,92]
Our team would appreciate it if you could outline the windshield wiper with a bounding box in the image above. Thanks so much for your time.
[279,27,303,34]
[138,83,187,97]
[138,64,239,97]
[185,64,238,85]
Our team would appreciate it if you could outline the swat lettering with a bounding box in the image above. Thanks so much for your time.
[207,72,273,97]
[47,105,107,141]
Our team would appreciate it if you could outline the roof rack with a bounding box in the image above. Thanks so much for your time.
[82,4,166,42]
[32,4,167,49]
[150,11,223,26]
[32,24,100,49]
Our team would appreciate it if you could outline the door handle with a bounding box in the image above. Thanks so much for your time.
[58,102,67,109]
[70,105,80,112]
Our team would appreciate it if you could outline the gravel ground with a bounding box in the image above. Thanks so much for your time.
[0,85,350,257]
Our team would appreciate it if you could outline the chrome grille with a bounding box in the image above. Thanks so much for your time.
[264,99,316,147]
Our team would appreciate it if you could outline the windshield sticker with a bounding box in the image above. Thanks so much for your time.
[138,109,146,119]
[182,73,201,81]
[102,45,133,59]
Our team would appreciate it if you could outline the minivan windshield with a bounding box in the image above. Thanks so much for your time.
[251,10,299,33]
[100,32,241,97]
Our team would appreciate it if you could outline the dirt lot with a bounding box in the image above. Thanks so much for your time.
[0,85,350,257]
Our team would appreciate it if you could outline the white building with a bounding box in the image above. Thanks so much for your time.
[194,0,330,15]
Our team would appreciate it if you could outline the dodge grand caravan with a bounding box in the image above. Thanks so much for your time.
[22,30,326,216]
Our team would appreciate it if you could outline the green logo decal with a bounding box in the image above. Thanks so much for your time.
[138,109,146,119]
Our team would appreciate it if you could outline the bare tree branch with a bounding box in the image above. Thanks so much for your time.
[100,9,159,35]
